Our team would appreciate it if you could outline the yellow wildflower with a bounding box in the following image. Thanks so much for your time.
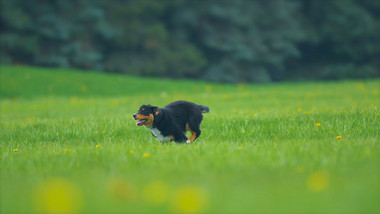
[296,166,304,174]
[143,153,149,158]
[205,86,212,93]
[336,136,342,139]
[80,85,87,92]
[96,145,100,148]
[107,178,136,201]
[237,83,245,90]
[129,150,135,154]
[13,148,19,152]
[171,186,208,213]
[315,123,321,126]
[64,148,71,152]
[142,181,168,204]
[307,171,329,192]
[33,177,83,213]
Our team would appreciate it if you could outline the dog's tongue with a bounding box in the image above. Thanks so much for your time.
[136,120,145,126]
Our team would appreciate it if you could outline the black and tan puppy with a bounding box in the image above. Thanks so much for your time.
[133,100,209,143]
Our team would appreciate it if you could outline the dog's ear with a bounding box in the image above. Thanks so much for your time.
[153,107,160,116]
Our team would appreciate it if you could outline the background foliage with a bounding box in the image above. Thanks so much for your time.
[1,0,379,82]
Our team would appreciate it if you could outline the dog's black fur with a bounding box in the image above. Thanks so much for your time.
[133,100,209,143]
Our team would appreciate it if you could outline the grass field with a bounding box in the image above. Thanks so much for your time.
[1,65,379,214]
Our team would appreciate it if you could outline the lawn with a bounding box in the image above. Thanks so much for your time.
[1,65,379,214]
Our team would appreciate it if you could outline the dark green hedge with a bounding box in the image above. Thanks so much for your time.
[1,0,379,82]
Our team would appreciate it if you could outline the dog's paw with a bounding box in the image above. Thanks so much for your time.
[186,140,191,144]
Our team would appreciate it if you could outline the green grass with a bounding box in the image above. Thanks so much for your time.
[1,65,379,214]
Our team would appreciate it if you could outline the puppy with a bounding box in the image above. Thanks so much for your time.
[133,100,209,143]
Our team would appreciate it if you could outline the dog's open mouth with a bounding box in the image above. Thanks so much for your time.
[136,119,148,126]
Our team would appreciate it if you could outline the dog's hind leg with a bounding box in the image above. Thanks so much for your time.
[186,122,201,144]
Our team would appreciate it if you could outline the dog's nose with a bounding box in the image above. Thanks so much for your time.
[133,113,137,119]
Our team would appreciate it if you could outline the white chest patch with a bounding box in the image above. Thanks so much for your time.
[149,128,169,142]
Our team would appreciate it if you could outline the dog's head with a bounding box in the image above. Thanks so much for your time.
[133,105,160,127]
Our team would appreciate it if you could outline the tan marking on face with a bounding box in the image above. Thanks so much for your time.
[155,109,159,116]
[168,135,174,140]
[136,113,154,127]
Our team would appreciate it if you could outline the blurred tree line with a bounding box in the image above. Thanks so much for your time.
[1,0,379,83]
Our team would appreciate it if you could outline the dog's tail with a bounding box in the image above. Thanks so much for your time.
[198,105,210,113]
